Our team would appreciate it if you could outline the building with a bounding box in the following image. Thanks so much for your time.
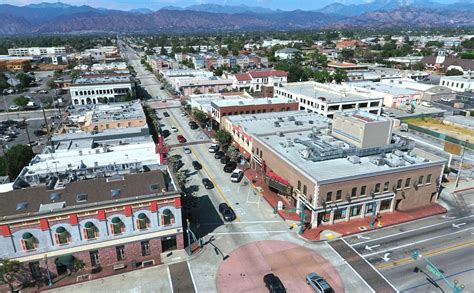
[235,110,445,228]
[147,55,179,73]
[211,97,299,127]
[274,82,383,118]
[378,78,457,102]
[70,75,135,105]
[262,39,303,48]
[385,56,424,65]
[327,62,369,71]
[161,69,232,96]
[8,47,67,57]
[336,40,362,51]
[0,58,31,72]
[275,48,301,60]
[349,81,422,108]
[439,75,474,93]
[421,52,474,74]
[188,93,251,114]
[227,70,288,92]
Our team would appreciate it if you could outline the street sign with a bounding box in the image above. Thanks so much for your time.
[444,141,462,155]
[426,264,443,278]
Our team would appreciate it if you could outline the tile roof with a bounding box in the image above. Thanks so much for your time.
[249,70,288,78]
[235,73,252,81]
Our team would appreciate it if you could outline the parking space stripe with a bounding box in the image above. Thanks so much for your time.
[167,265,174,293]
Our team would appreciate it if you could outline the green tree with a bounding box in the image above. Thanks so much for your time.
[215,129,232,146]
[47,78,56,89]
[226,145,240,162]
[460,51,474,59]
[425,41,444,48]
[218,48,229,56]
[0,144,35,179]
[0,259,21,292]
[70,69,80,80]
[0,73,9,90]
[16,73,34,88]
[445,68,463,76]
[175,170,187,188]
[340,48,354,60]
[461,37,474,49]
[13,96,29,107]
[333,69,347,84]
[192,109,208,124]
[314,70,331,83]
[72,258,85,274]
[412,63,425,71]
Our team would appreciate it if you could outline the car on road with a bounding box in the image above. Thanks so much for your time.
[171,126,178,132]
[162,129,170,138]
[180,112,187,117]
[214,151,225,159]
[1,136,12,142]
[202,178,214,189]
[230,169,244,183]
[189,122,199,130]
[39,90,48,94]
[160,86,165,90]
[223,161,237,173]
[263,273,286,293]
[192,161,202,170]
[27,141,39,146]
[183,147,191,154]
[163,111,170,117]
[161,98,167,103]
[209,144,219,153]
[177,135,187,143]
[305,273,333,293]
[8,105,19,111]
[218,203,236,222]
[421,101,432,108]
[220,155,230,164]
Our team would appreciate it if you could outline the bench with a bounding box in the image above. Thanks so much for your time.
[113,263,126,271]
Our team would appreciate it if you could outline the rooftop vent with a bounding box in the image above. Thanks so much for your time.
[50,192,61,202]
[16,202,28,211]
[370,157,385,166]
[288,116,295,121]
[347,155,361,164]
[295,121,303,126]
[111,189,121,197]
[309,120,314,124]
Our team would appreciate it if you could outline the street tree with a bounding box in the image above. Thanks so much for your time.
[0,259,21,292]
[333,69,347,84]
[193,109,208,124]
[446,68,464,76]
[175,171,187,188]
[13,96,29,107]
[16,73,34,88]
[0,144,35,180]
[215,129,232,146]
[226,145,240,162]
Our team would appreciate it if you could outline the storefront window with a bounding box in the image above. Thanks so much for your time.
[365,202,375,214]
[333,208,347,221]
[380,199,392,211]
[350,205,362,217]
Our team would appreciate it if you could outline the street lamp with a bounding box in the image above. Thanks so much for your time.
[43,254,53,286]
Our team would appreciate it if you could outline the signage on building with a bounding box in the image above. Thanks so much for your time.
[264,175,292,195]
[444,141,461,155]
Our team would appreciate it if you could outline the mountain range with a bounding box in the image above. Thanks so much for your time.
[0,1,472,35]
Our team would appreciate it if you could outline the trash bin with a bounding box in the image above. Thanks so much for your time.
[131,260,137,269]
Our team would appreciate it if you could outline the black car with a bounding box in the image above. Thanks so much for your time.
[223,161,237,173]
[188,121,197,126]
[192,161,202,170]
[202,178,214,189]
[163,111,170,117]
[220,156,230,164]
[218,203,236,222]
[189,122,199,130]
[214,151,225,159]
[263,273,286,293]
[162,129,170,138]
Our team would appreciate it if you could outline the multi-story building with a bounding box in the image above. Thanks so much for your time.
[227,70,288,92]
[188,93,251,114]
[262,39,303,48]
[275,48,300,60]
[335,40,362,51]
[0,58,32,72]
[439,75,474,93]
[8,47,67,57]
[70,75,135,105]
[348,81,422,108]
[274,82,383,118]
[228,110,445,228]
[147,55,179,73]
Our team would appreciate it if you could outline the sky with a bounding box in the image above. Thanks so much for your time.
[1,0,458,11]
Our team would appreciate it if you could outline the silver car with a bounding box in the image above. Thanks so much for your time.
[306,273,334,293]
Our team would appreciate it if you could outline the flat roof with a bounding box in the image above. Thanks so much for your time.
[72,75,133,85]
[278,82,382,103]
[350,81,419,96]
[335,110,390,123]
[440,75,474,82]
[68,101,146,125]
[212,97,296,108]
[52,127,149,143]
[255,129,444,183]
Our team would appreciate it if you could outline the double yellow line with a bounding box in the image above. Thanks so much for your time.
[376,239,474,270]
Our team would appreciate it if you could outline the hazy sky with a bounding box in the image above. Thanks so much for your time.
[2,0,459,11]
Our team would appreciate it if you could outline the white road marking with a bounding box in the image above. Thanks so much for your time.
[187,261,199,293]
[362,227,473,257]
[452,222,467,228]
[167,266,174,293]
[442,215,457,219]
[209,231,290,235]
[357,235,371,240]
[351,214,474,246]
[365,244,381,251]
[381,253,391,262]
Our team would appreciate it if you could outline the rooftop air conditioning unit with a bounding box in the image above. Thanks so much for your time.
[288,116,295,121]
[347,155,361,164]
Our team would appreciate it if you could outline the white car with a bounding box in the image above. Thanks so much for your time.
[8,105,19,111]
[171,126,178,132]
[1,136,12,142]
[441,97,453,102]
[230,169,244,183]
[209,144,219,153]
[183,147,191,154]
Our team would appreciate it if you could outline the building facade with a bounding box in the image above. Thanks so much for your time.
[70,75,135,105]
[8,47,67,57]
[439,75,474,93]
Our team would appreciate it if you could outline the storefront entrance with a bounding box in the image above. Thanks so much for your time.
[161,235,177,252]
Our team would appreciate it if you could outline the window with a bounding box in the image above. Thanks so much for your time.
[90,250,100,267]
[110,217,124,235]
[29,262,42,279]
[137,213,150,230]
[380,199,392,211]
[418,175,424,185]
[426,174,432,184]
[350,205,362,217]
[141,241,151,256]
[396,179,402,189]
[365,202,375,214]
[116,245,126,261]
[383,181,389,192]
[303,185,307,196]
[161,209,175,226]
[297,180,301,191]
[351,187,357,198]
[21,233,37,251]
[375,183,381,193]
[360,186,366,197]
[336,190,342,201]
[55,227,69,245]
[333,208,347,220]
[326,192,332,202]
[405,178,411,188]
[83,222,97,240]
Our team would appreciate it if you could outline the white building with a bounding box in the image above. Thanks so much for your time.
[226,70,288,92]
[275,48,301,60]
[8,47,67,57]
[274,82,383,118]
[439,75,474,92]
[70,75,135,105]
[262,39,303,48]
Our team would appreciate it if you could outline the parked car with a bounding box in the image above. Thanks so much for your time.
[160,86,165,90]
[162,129,170,138]
[1,136,12,142]
[8,105,19,111]
[39,90,48,94]
[441,97,454,102]
[171,126,178,132]
[220,155,230,164]
[263,273,286,293]
[192,161,202,170]
[306,273,334,293]
[190,123,199,130]
[214,151,225,159]
[202,178,214,189]
[183,147,191,154]
[230,169,244,183]
[218,203,236,222]
[421,101,432,108]
[209,144,220,153]
[163,111,170,117]
[177,135,187,143]
[27,140,39,146]
[223,161,237,173]
[180,112,187,117]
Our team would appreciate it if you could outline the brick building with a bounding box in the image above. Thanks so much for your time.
[0,170,183,284]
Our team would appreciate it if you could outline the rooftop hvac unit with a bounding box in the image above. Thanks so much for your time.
[322,128,331,135]
[393,150,404,157]
[347,155,361,164]
[277,132,284,137]
[274,121,280,127]
[288,116,295,121]
[301,149,310,159]
[323,136,334,143]
[295,121,303,126]
[287,141,294,147]
[309,120,314,124]
[370,157,385,166]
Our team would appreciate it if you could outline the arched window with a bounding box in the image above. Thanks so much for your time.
[83,222,98,240]
[136,213,150,230]
[55,226,70,245]
[21,232,37,251]
[110,217,124,235]
[161,209,175,226]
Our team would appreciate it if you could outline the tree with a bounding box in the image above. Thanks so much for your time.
[314,70,331,83]
[13,96,29,107]
[333,69,347,84]
[340,49,354,60]
[175,170,187,188]
[72,258,85,274]
[0,259,21,292]
[425,41,444,48]
[47,78,56,89]
[445,68,464,76]
[193,109,208,124]
[16,73,34,89]
[412,63,425,71]
[215,129,232,146]
[0,144,35,180]
[218,48,229,56]
[226,145,240,162]
[160,47,167,56]
[70,69,79,80]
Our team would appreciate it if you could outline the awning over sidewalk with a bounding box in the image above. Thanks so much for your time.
[55,255,74,266]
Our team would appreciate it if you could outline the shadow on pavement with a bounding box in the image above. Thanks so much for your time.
[185,194,223,238]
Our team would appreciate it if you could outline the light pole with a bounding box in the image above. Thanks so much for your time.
[370,190,377,229]
[186,219,199,256]
[44,254,53,286]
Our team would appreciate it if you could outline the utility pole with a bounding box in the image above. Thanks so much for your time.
[41,104,50,135]
[455,140,468,189]
[24,119,31,144]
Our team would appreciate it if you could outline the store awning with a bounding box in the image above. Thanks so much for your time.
[55,255,74,266]
[138,213,147,220]
[55,226,66,234]
[22,232,33,240]
[111,217,122,224]
[84,222,94,229]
